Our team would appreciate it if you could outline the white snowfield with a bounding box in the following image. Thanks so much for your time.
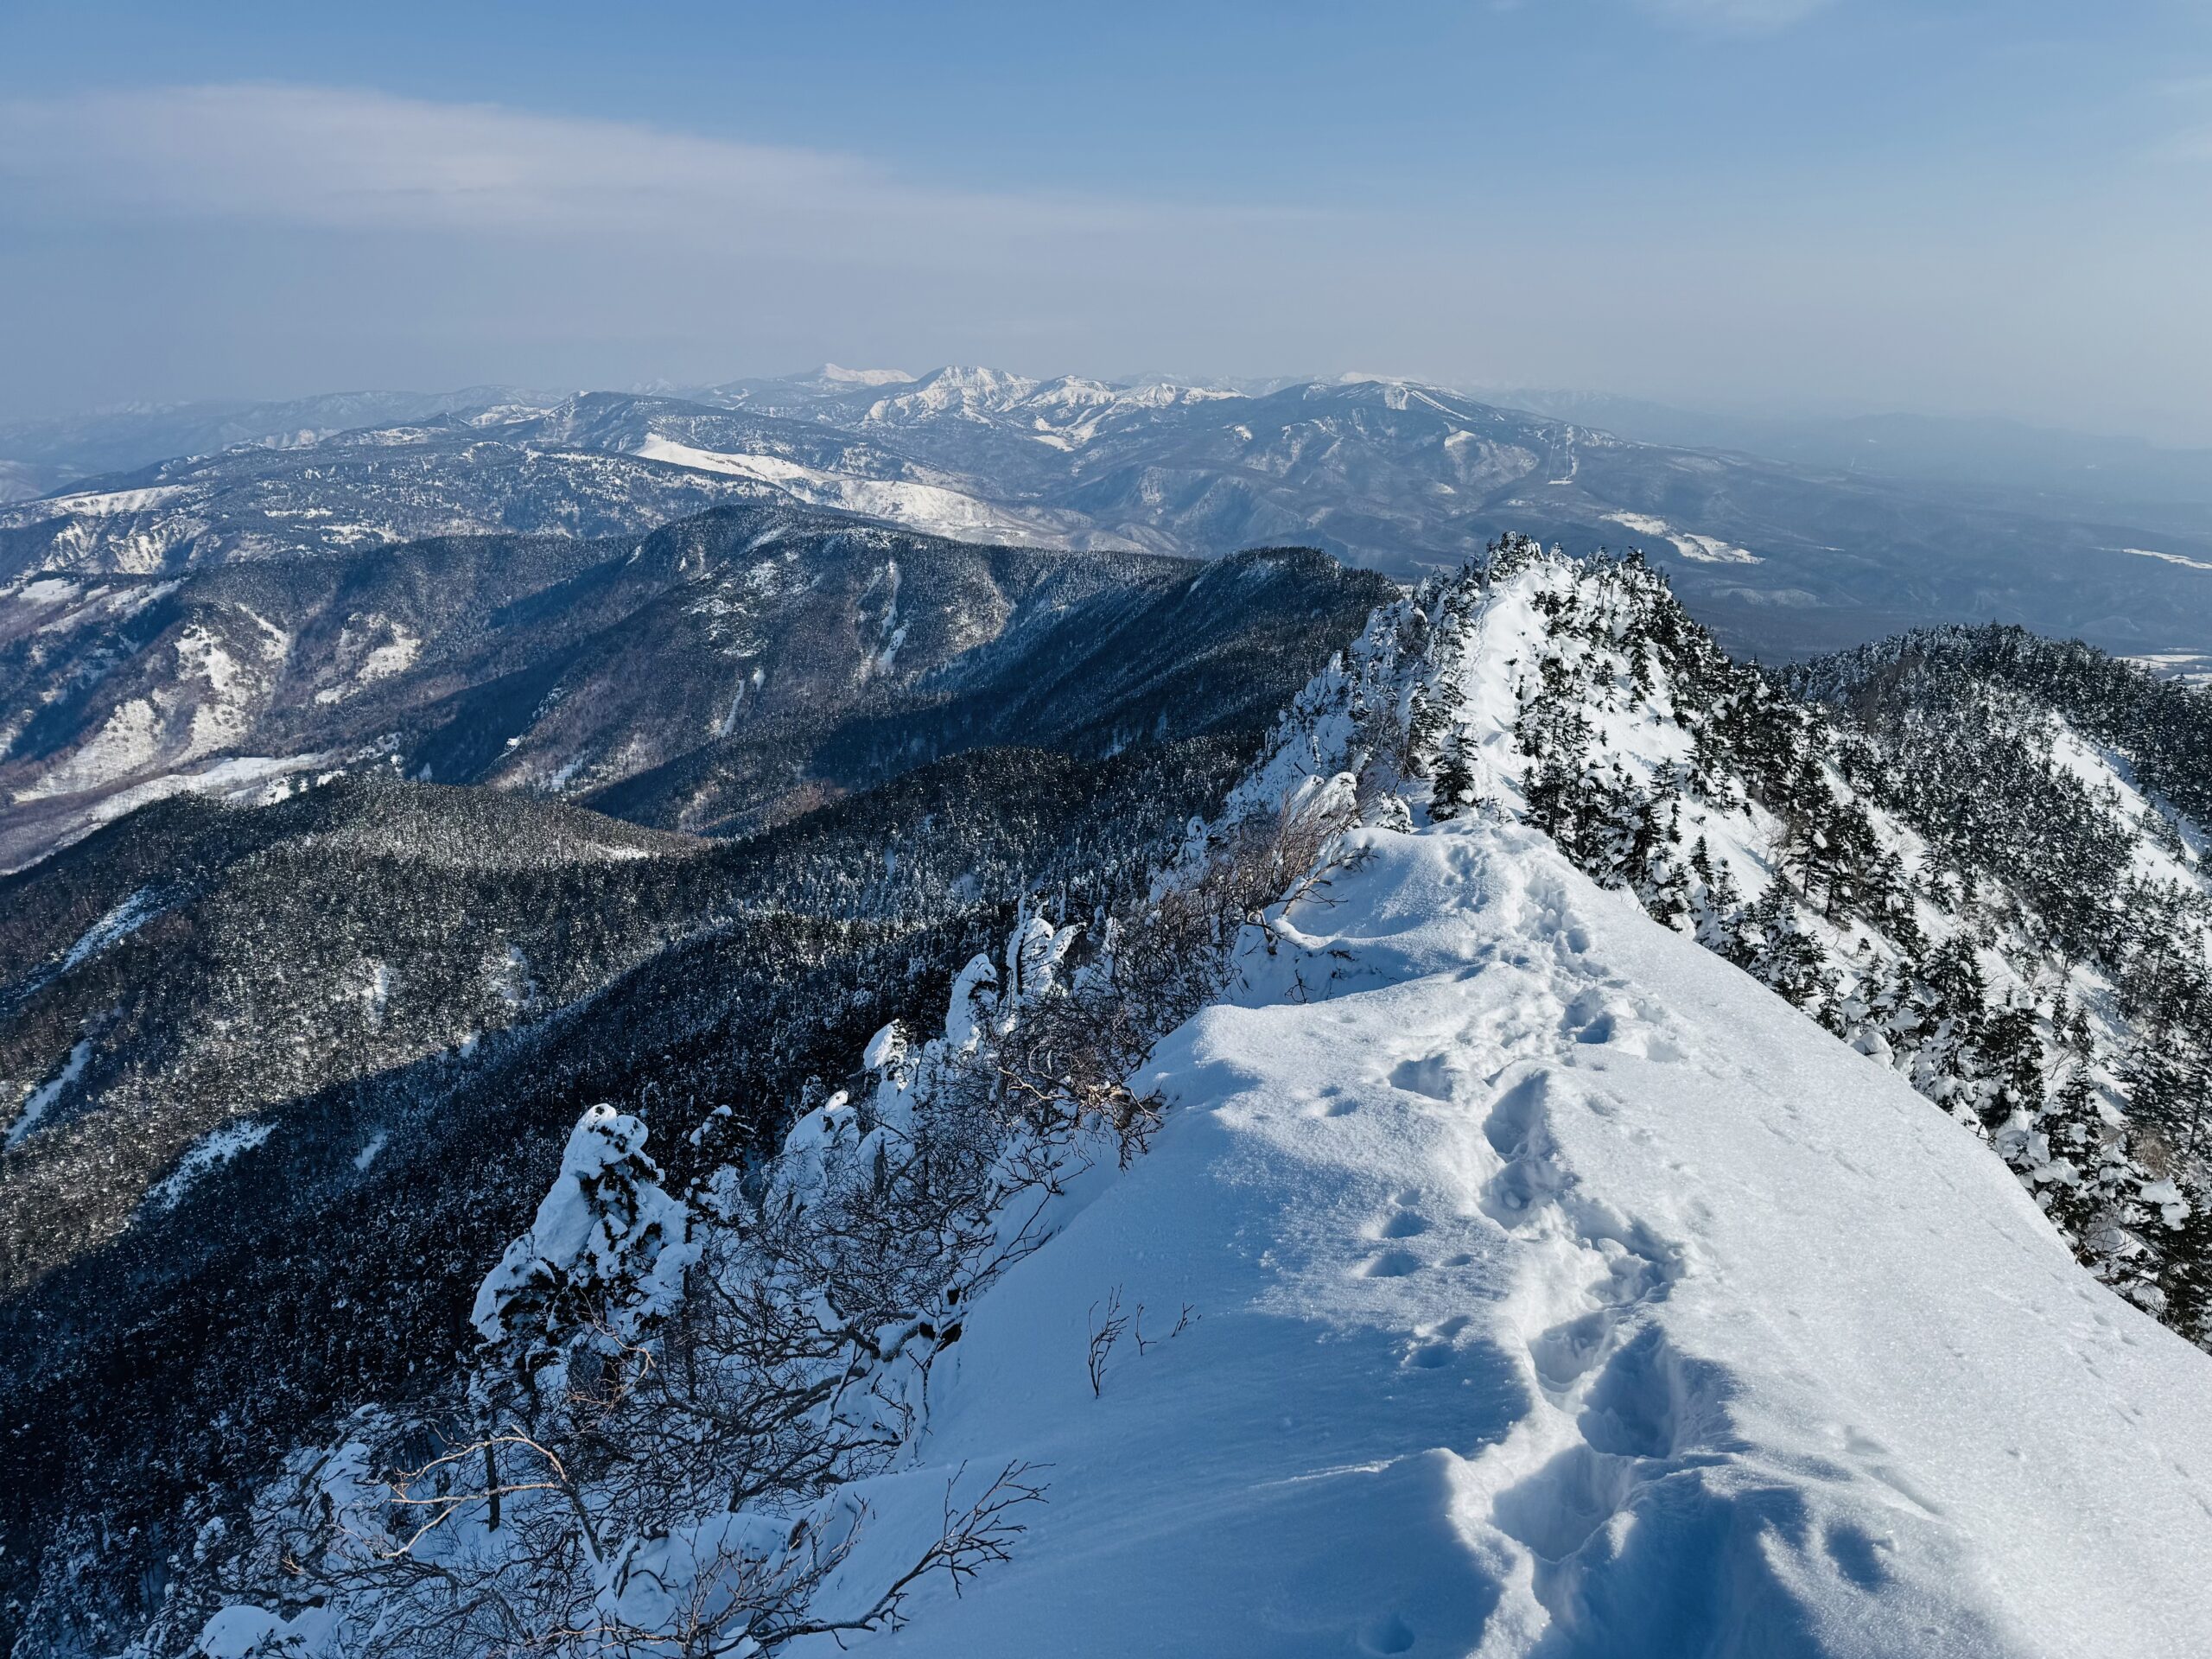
[828,819,2212,1658]
[631,434,1096,547]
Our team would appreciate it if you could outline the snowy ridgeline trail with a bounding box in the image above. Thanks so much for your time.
[821,821,2212,1659]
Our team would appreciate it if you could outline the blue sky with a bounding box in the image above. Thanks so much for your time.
[3,1,2209,438]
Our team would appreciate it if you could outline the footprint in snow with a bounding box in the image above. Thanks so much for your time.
[1388,1055,1456,1101]
[1357,1612,1415,1655]
[1402,1315,1472,1369]
[1357,1250,1424,1279]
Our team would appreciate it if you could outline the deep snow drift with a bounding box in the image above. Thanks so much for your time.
[823,818,2212,1657]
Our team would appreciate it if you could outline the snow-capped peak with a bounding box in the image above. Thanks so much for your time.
[874,365,1042,416]
[855,365,1254,430]
[1021,375,1123,410]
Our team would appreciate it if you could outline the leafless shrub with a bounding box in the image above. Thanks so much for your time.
[1110,791,1363,1038]
[1134,1301,1197,1357]
[1086,1288,1128,1398]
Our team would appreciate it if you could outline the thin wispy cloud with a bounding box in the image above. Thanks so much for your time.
[2149,70,2212,162]
[0,82,1381,415]
[0,84,1308,267]
[0,85,868,233]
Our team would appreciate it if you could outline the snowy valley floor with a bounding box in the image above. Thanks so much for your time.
[821,820,2212,1658]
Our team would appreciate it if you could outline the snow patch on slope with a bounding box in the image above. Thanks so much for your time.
[1605,512,1761,565]
[19,613,283,800]
[8,1039,91,1148]
[151,1118,274,1210]
[313,616,423,704]
[633,436,1048,543]
[2120,547,2212,574]
[22,696,166,798]
[58,887,161,973]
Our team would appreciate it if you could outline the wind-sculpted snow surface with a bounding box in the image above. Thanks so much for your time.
[832,819,2212,1657]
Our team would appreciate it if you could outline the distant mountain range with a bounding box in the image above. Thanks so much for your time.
[7,367,2212,671]
[0,496,1390,871]
[0,387,559,502]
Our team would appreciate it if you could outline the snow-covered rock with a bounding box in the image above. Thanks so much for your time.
[471,1103,696,1357]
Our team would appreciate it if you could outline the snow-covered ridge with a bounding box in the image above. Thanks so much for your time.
[823,548,2212,1653]
[1237,542,2212,1326]
[839,365,1243,450]
[181,541,2212,1657]
[21,483,194,519]
[854,817,2212,1658]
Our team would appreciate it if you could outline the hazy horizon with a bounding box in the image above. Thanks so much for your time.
[4,2,2211,443]
[10,362,2212,464]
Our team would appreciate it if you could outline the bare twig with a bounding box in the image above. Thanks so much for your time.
[1086,1288,1129,1398]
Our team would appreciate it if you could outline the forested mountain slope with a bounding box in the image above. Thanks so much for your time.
[0,536,1387,1656]
[1791,621,2212,848]
[0,744,1270,1656]
[0,501,1391,868]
